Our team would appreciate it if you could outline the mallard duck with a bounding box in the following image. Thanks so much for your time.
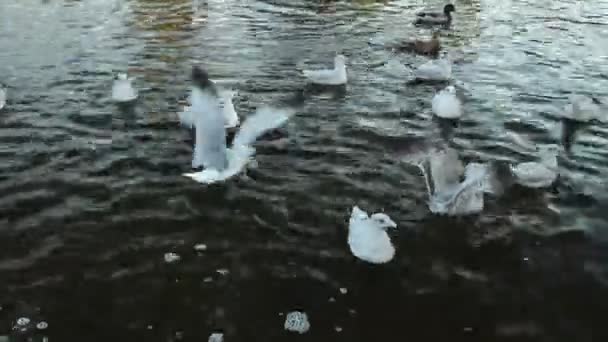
[111,73,138,103]
[396,31,441,56]
[183,66,297,184]
[415,3,455,26]
[302,55,347,85]
[432,85,462,119]
[348,206,397,264]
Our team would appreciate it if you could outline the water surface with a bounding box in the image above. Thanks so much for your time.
[1,0,607,341]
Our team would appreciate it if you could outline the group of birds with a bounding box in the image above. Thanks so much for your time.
[105,2,602,265]
[1,3,602,266]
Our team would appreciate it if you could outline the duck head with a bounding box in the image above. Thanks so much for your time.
[444,4,456,16]
[370,213,397,229]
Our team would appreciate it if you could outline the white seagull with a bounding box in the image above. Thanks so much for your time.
[417,148,489,216]
[302,55,347,85]
[511,145,559,188]
[111,73,138,103]
[179,88,239,129]
[183,66,296,184]
[348,206,397,264]
[432,85,462,119]
[0,83,6,110]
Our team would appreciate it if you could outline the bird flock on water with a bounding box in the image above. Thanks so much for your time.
[0,3,604,269]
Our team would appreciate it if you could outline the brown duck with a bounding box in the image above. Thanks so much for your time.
[395,31,441,57]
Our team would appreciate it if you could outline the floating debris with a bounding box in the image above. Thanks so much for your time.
[194,243,208,251]
[464,327,473,332]
[328,297,336,303]
[284,311,310,334]
[216,269,229,276]
[335,326,343,332]
[16,317,30,326]
[523,257,529,262]
[147,325,153,330]
[203,277,213,283]
[164,252,181,263]
[208,332,224,342]
[339,287,348,294]
[36,321,48,330]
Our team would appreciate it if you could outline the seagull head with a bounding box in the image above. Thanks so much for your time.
[370,213,397,229]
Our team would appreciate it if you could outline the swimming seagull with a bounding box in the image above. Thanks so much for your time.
[561,95,603,152]
[416,148,489,216]
[0,83,6,110]
[432,85,462,119]
[348,206,397,264]
[302,55,347,85]
[410,53,453,82]
[183,66,297,184]
[111,73,138,103]
[510,145,559,188]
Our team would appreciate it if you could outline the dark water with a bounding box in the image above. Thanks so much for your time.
[1,0,608,341]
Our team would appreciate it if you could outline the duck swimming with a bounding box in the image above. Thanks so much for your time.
[348,206,397,264]
[302,55,347,85]
[415,4,455,26]
[396,31,441,57]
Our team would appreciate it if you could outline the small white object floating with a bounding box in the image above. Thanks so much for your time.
[164,252,181,263]
[111,73,138,102]
[284,311,310,334]
[348,206,397,264]
[194,243,208,251]
[339,287,348,294]
[302,55,347,85]
[216,268,229,276]
[36,321,48,330]
[0,84,7,110]
[16,317,30,326]
[511,145,559,188]
[208,332,224,342]
[432,85,462,119]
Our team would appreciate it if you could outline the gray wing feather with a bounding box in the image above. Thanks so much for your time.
[232,106,293,148]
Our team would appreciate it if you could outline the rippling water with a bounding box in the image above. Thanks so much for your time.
[1,0,607,340]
